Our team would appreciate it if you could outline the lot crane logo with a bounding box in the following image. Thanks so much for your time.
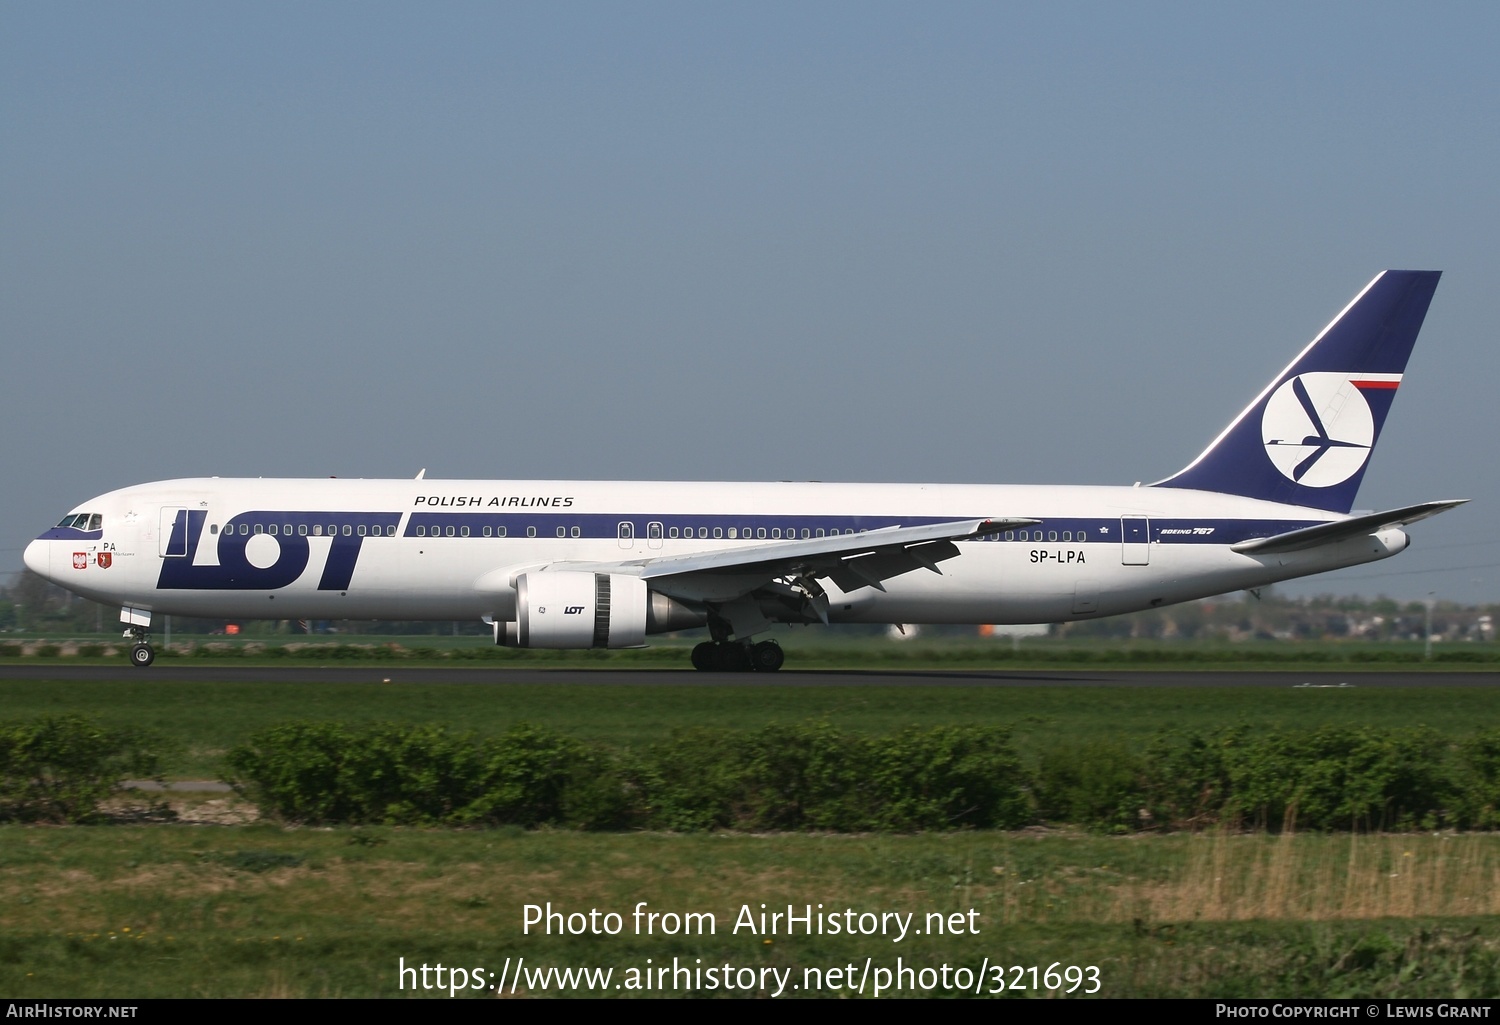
[1260,373,1381,488]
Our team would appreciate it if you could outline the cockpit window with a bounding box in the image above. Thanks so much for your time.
[55,513,100,530]
[87,514,102,531]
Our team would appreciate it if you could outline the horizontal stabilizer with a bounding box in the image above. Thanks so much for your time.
[1231,499,1468,555]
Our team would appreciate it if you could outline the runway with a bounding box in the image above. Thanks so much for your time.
[0,663,1495,687]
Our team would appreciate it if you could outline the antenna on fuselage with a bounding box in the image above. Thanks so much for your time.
[415,468,426,480]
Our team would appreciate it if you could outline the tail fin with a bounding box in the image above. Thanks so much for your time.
[1153,270,1441,513]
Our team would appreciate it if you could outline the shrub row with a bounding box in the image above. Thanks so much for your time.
[1035,725,1500,832]
[8,715,1499,832]
[0,716,165,822]
[226,721,1031,831]
[225,720,1500,833]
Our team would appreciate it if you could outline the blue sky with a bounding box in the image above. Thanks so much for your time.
[4,2,1498,603]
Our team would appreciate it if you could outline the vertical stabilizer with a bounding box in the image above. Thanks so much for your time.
[1153,270,1440,513]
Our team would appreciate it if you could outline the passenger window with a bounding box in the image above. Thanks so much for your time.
[669,527,679,539]
[713,527,723,539]
[1062,531,1071,541]
[1078,530,1087,542]
[1018,530,1028,541]
[571,526,580,538]
[254,524,264,534]
[728,528,737,539]
[1049,531,1058,542]
[698,527,707,539]
[269,524,279,536]
[358,525,367,537]
[483,526,492,537]
[313,524,322,536]
[416,526,426,537]
[240,524,249,536]
[816,528,825,538]
[556,526,565,538]
[345,525,354,537]
[527,526,536,538]
[460,526,469,537]
[771,528,781,539]
[495,526,505,537]
[757,528,767,539]
[801,528,809,539]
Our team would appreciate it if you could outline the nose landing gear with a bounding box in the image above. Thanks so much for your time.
[125,625,155,667]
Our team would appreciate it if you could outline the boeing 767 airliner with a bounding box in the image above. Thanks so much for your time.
[24,271,1464,671]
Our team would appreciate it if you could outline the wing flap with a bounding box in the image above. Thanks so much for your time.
[1231,499,1467,555]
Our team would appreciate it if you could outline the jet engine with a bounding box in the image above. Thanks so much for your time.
[495,571,704,648]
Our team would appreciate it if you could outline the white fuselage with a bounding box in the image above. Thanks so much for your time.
[25,477,1407,627]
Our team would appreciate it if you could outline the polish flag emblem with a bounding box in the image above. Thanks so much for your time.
[97,552,112,569]
[73,552,88,570]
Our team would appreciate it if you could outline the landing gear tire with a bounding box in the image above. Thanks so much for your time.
[717,643,749,672]
[750,640,784,673]
[692,641,762,672]
[130,643,155,668]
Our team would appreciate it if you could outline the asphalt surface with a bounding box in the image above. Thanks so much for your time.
[1,663,1495,687]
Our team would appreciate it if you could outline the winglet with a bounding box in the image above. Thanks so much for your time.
[1154,271,1441,513]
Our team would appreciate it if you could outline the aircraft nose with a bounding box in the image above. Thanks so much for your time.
[23,539,50,580]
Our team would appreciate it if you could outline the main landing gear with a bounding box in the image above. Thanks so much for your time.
[126,625,155,668]
[690,639,785,673]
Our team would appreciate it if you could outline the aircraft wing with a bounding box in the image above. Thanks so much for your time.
[1231,499,1468,555]
[549,517,1036,608]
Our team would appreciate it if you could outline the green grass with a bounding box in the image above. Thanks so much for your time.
[3,826,1499,998]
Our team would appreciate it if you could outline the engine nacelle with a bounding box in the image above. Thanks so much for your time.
[496,572,705,648]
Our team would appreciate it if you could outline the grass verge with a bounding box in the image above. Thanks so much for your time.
[2,825,1498,998]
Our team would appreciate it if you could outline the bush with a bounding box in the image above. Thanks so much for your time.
[870,726,1031,830]
[225,721,625,828]
[1450,728,1500,829]
[0,716,166,822]
[228,720,1031,832]
[1141,728,1235,829]
[641,723,1030,832]
[1035,739,1148,832]
[1223,725,1450,831]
